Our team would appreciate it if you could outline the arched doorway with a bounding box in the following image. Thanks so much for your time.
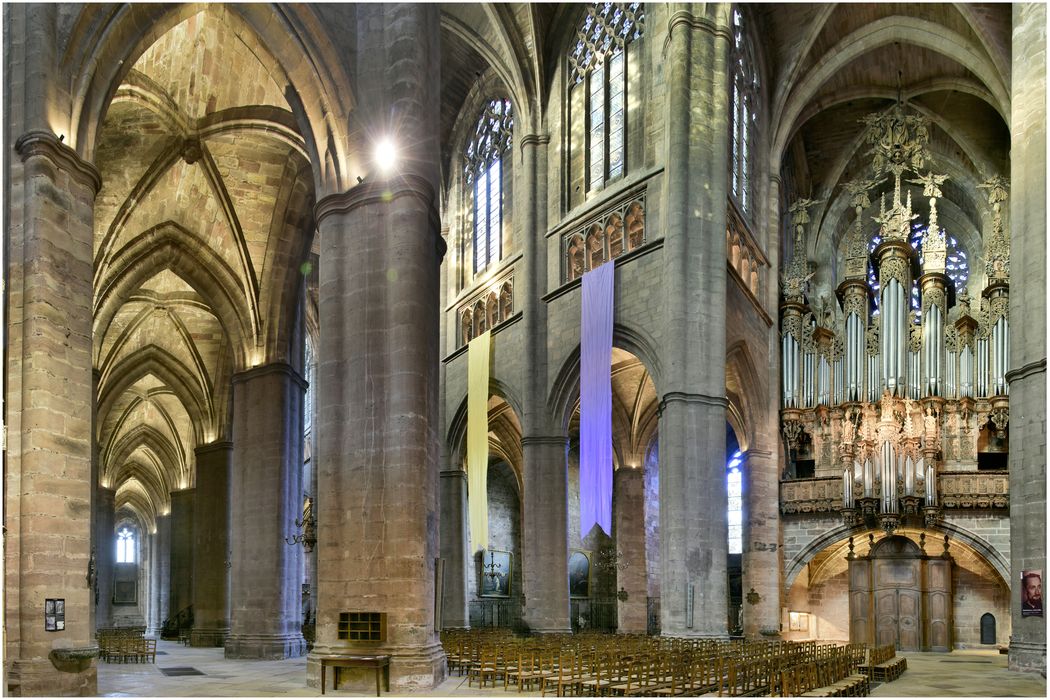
[980,613,996,645]
[848,534,953,651]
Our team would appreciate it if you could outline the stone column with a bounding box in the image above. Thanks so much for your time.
[5,9,101,685]
[741,443,781,637]
[521,438,572,632]
[1008,1,1046,675]
[518,132,571,633]
[440,470,470,629]
[658,7,731,638]
[613,468,647,633]
[152,514,171,636]
[225,363,305,659]
[95,487,116,630]
[307,3,444,692]
[168,490,195,624]
[191,441,232,647]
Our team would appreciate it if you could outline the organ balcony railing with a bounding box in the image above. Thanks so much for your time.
[780,471,1009,517]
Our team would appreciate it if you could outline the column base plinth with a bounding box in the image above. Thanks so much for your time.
[7,657,97,696]
[224,633,306,659]
[1008,638,1047,674]
[190,626,229,647]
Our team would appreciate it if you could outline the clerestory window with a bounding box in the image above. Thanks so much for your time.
[116,527,136,564]
[465,98,513,274]
[569,2,645,194]
[729,7,759,218]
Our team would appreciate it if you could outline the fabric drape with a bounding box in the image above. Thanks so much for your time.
[467,331,491,553]
[580,261,614,537]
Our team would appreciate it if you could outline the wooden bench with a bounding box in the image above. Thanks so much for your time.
[320,655,391,696]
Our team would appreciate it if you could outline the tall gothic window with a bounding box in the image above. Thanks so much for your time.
[569,3,644,193]
[465,98,513,274]
[729,7,759,217]
[727,450,744,554]
[116,527,136,564]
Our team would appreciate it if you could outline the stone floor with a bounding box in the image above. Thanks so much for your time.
[99,641,1046,697]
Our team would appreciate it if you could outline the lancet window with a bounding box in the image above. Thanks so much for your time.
[729,7,759,218]
[465,98,513,274]
[116,527,136,564]
[569,2,644,194]
[727,450,744,554]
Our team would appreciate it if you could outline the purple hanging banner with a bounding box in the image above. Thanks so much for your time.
[580,260,614,538]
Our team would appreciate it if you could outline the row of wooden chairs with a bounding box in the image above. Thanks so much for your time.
[442,629,895,698]
[858,644,906,682]
[98,636,156,664]
[778,647,870,697]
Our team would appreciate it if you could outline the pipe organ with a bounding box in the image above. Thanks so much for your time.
[779,102,1011,533]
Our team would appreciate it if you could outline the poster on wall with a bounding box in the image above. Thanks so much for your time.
[1021,570,1042,617]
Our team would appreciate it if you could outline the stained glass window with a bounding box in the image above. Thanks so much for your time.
[570,3,645,191]
[465,99,513,273]
[727,450,744,554]
[729,7,759,217]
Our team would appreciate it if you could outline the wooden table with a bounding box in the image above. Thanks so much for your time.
[320,655,391,696]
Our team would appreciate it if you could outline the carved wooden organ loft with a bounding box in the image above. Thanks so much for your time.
[779,100,1011,533]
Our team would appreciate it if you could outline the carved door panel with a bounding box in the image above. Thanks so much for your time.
[875,590,899,648]
[848,561,872,645]
[897,589,921,651]
[925,559,953,651]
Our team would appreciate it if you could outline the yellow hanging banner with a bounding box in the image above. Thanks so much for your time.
[467,331,491,554]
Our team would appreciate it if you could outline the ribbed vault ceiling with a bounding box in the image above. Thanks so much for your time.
[92,10,314,524]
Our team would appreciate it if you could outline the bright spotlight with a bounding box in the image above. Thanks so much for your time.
[374,137,398,175]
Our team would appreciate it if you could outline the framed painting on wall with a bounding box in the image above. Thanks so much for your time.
[480,549,512,598]
[569,550,591,598]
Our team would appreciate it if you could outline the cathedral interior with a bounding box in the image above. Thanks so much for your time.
[3,2,1046,696]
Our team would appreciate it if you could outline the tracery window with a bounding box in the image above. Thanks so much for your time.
[729,7,759,217]
[569,3,645,193]
[116,527,136,564]
[727,450,744,555]
[465,98,513,273]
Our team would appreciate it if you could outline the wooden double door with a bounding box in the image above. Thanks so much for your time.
[849,535,953,652]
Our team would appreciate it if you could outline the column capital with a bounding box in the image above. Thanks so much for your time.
[521,435,569,447]
[440,469,467,481]
[658,391,728,415]
[667,11,733,43]
[519,133,551,149]
[314,174,437,225]
[194,440,234,457]
[232,361,307,390]
[15,129,101,194]
[314,174,444,260]
[1005,357,1047,384]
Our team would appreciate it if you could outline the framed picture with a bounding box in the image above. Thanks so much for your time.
[480,550,512,598]
[569,550,591,598]
[1022,569,1042,617]
[789,611,809,632]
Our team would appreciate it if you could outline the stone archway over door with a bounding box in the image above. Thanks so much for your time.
[848,535,953,652]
